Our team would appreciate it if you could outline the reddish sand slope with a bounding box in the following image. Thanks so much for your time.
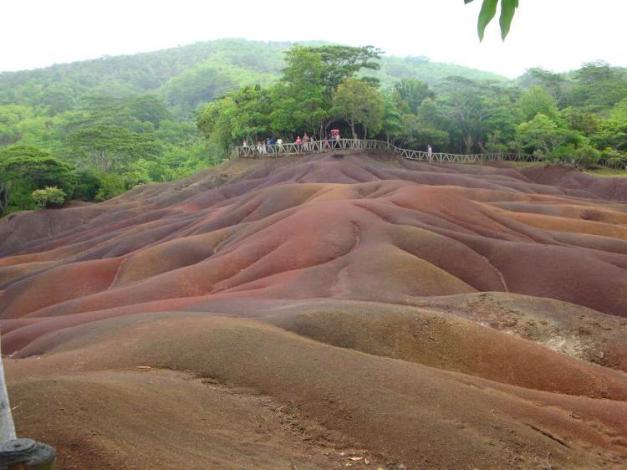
[2,153,627,468]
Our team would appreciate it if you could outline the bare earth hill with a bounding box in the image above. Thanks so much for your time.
[2,152,627,469]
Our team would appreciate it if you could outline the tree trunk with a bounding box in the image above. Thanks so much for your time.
[350,121,357,140]
[0,184,8,215]
[463,134,473,154]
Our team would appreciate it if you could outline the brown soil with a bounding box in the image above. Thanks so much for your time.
[2,153,627,468]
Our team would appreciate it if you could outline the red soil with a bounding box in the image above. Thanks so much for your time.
[2,153,627,468]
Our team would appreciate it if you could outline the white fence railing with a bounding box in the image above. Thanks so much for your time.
[233,138,540,164]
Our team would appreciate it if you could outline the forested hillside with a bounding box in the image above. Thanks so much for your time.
[0,39,504,115]
[0,39,625,217]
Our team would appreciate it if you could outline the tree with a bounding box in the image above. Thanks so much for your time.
[397,113,449,150]
[381,91,403,143]
[517,68,571,107]
[518,86,559,121]
[72,169,103,201]
[465,0,519,40]
[433,77,521,153]
[161,63,241,115]
[393,79,434,115]
[272,48,329,136]
[516,114,576,156]
[593,98,627,151]
[0,104,35,146]
[126,95,171,128]
[66,124,161,172]
[299,45,382,97]
[196,44,384,147]
[571,62,627,110]
[561,107,600,136]
[0,146,75,214]
[333,78,385,139]
[197,85,272,150]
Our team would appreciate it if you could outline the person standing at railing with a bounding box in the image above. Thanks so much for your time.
[266,137,274,154]
[427,144,433,161]
[323,134,331,149]
[330,129,340,149]
[295,135,302,152]
[277,138,283,153]
[256,140,267,155]
[302,133,310,151]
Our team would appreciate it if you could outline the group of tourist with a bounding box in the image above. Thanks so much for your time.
[242,130,343,155]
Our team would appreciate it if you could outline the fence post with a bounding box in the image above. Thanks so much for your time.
[0,335,56,470]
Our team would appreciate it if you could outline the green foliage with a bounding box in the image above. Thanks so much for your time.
[310,45,381,93]
[273,47,329,136]
[32,186,66,208]
[197,44,385,146]
[0,145,75,214]
[465,0,519,40]
[593,98,627,151]
[393,79,434,115]
[381,91,403,142]
[517,114,584,157]
[517,68,571,106]
[94,173,126,202]
[72,169,103,201]
[518,86,559,121]
[161,63,241,115]
[66,124,161,172]
[332,78,385,139]
[197,85,272,149]
[571,62,627,110]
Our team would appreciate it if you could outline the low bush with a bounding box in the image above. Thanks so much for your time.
[31,186,66,208]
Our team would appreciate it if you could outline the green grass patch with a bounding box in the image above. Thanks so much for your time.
[585,167,627,177]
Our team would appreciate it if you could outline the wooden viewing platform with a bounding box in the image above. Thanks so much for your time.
[233,138,539,164]
[233,138,625,169]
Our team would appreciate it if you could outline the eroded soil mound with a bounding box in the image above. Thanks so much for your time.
[2,153,627,468]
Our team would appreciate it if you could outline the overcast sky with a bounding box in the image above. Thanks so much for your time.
[1,0,625,77]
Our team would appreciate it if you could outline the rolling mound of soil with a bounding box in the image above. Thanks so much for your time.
[2,153,627,468]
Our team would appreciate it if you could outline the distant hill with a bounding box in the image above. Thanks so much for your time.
[0,38,506,115]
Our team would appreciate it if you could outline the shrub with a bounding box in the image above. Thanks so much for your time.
[572,145,601,169]
[72,169,103,201]
[600,147,626,169]
[31,186,66,208]
[94,173,126,201]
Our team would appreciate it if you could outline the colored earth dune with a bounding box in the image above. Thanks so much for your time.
[1,153,627,468]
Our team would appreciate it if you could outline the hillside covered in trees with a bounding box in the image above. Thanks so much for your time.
[1,38,625,216]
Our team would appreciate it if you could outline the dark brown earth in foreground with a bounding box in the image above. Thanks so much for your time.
[2,152,627,469]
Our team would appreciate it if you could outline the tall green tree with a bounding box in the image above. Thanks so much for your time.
[393,79,434,115]
[305,45,381,96]
[197,85,272,149]
[518,85,559,121]
[571,62,627,110]
[332,78,385,139]
[272,47,329,136]
[66,125,161,172]
[516,113,581,156]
